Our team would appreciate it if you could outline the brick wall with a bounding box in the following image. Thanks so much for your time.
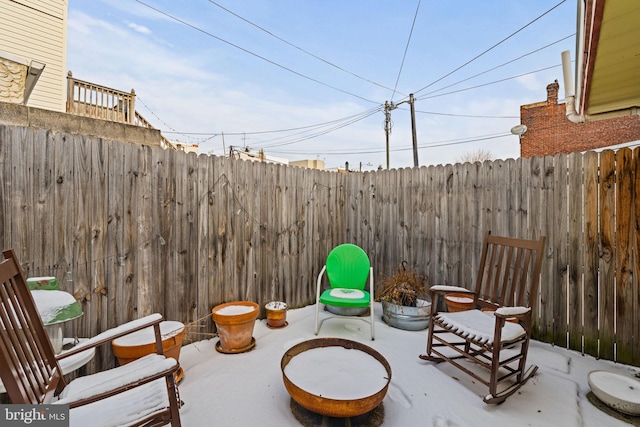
[520,80,640,158]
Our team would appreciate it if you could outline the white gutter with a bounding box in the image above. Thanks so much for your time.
[561,50,585,123]
[574,0,586,115]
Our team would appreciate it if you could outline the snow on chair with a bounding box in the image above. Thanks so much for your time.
[0,249,182,426]
[419,232,545,404]
[315,244,375,340]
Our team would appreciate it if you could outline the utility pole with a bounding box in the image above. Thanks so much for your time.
[384,101,392,170]
[384,95,419,169]
[409,94,418,167]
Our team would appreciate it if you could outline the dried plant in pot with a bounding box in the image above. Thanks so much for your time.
[377,261,431,331]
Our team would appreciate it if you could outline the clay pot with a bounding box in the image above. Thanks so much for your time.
[212,301,259,353]
[112,321,186,365]
[265,301,288,328]
[112,321,186,382]
[444,293,475,312]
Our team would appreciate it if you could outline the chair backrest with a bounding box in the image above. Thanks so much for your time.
[325,244,371,290]
[474,232,546,310]
[0,249,64,404]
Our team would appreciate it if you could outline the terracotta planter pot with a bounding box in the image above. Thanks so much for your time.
[112,321,186,382]
[444,293,475,312]
[112,321,186,365]
[265,301,288,328]
[212,301,259,353]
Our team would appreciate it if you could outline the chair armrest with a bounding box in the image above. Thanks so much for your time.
[430,285,473,294]
[495,306,531,317]
[56,313,163,361]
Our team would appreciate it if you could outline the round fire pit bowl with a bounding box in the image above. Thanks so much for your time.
[281,338,392,418]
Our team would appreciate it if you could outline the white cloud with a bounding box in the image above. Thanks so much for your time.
[127,22,152,35]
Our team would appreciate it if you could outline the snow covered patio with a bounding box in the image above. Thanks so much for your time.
[175,304,639,426]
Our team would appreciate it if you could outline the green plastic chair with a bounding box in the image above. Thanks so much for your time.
[315,244,375,340]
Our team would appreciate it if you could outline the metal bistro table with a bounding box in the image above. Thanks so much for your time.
[0,338,95,394]
[1,279,95,394]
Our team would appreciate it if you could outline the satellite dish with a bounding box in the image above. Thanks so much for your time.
[510,124,528,136]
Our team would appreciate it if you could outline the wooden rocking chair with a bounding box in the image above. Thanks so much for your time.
[0,249,182,426]
[419,232,545,404]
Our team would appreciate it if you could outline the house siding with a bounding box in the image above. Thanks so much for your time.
[0,0,67,112]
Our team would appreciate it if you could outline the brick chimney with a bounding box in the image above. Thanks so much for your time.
[547,80,559,104]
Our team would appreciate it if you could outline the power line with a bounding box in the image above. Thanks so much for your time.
[155,62,559,144]
[134,0,379,104]
[205,0,402,97]
[254,108,382,148]
[421,33,574,98]
[137,95,177,131]
[415,110,518,119]
[390,0,421,101]
[411,0,567,97]
[160,106,381,137]
[415,63,562,101]
[269,132,513,156]
[154,34,569,139]
[130,2,570,158]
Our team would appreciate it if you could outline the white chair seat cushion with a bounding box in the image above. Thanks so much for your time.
[435,309,525,345]
[66,379,171,427]
[329,288,365,299]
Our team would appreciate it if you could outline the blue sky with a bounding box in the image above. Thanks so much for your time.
[67,0,576,170]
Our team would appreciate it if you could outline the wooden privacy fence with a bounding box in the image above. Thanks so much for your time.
[1,125,639,369]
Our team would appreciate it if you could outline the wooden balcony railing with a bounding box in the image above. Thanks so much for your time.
[66,71,176,149]
[66,71,135,124]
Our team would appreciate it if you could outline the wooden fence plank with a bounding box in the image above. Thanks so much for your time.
[170,152,190,319]
[71,134,92,337]
[615,148,634,364]
[158,146,175,319]
[536,155,556,343]
[422,166,435,284]
[0,127,11,248]
[552,154,568,347]
[184,152,199,325]
[528,156,544,339]
[567,152,584,352]
[135,145,153,317]
[105,138,124,367]
[11,127,33,268]
[432,165,445,285]
[450,163,462,284]
[410,167,425,282]
[633,148,640,365]
[583,151,599,357]
[52,133,75,316]
[89,137,109,369]
[119,142,138,325]
[149,146,165,316]
[31,130,54,277]
[599,150,616,361]
[197,153,215,337]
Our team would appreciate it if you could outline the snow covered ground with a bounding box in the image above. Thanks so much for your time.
[176,303,639,426]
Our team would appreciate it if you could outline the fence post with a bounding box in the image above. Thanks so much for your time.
[66,71,75,114]
[129,89,136,124]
